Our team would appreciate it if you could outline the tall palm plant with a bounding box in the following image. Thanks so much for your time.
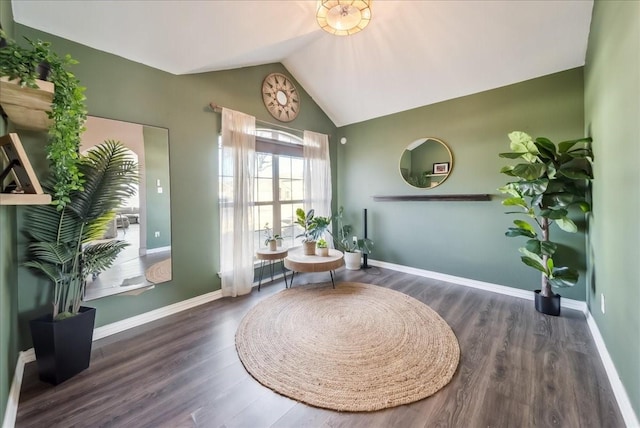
[24,140,138,320]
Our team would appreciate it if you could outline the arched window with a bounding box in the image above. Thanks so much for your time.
[219,128,305,250]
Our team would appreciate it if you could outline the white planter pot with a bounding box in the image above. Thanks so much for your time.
[316,247,329,257]
[344,251,361,270]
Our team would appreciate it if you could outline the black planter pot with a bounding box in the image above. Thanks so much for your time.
[29,306,96,385]
[534,290,561,316]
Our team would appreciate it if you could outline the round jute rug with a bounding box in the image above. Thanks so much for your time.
[144,258,171,284]
[235,282,460,412]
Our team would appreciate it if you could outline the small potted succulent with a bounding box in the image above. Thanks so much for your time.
[316,238,329,257]
[263,222,283,251]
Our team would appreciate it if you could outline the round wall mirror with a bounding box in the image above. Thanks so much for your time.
[399,137,453,189]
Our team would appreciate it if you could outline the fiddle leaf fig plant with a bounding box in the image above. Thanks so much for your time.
[498,131,593,298]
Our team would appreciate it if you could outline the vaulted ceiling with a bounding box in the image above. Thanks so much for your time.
[12,0,593,127]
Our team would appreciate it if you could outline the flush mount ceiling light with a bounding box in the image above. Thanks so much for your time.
[316,0,372,36]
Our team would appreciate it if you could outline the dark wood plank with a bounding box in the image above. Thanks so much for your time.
[16,268,625,428]
[372,194,491,202]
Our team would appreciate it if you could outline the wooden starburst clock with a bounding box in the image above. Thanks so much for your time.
[261,73,300,122]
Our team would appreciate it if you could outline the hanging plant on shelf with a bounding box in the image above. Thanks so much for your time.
[0,29,87,209]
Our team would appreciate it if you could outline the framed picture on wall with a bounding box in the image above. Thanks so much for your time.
[433,162,450,174]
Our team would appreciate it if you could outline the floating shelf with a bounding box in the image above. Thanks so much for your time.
[0,77,54,131]
[0,193,51,205]
[0,133,51,205]
[373,194,492,202]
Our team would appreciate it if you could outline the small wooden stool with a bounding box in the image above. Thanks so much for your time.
[256,248,289,291]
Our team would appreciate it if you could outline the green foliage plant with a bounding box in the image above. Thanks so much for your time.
[498,131,593,298]
[262,222,283,246]
[23,141,138,320]
[330,206,373,254]
[0,29,87,209]
[316,238,328,248]
[295,208,331,242]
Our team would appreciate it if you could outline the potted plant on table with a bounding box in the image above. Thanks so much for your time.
[23,141,138,384]
[263,222,284,251]
[331,206,374,270]
[498,131,593,316]
[316,238,329,257]
[295,208,331,255]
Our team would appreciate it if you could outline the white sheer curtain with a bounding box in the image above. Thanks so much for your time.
[220,108,256,297]
[303,131,332,238]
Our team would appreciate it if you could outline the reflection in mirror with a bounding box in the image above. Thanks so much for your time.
[80,116,172,300]
[399,137,453,189]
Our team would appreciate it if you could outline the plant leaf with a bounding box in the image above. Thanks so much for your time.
[513,219,536,234]
[558,137,592,153]
[502,197,527,208]
[499,152,527,159]
[525,239,557,256]
[558,168,593,180]
[516,178,548,196]
[540,208,568,220]
[549,267,579,287]
[512,163,546,181]
[506,227,536,238]
[521,256,547,274]
[555,217,578,233]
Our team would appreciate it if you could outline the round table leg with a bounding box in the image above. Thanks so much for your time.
[258,260,265,291]
[281,259,288,288]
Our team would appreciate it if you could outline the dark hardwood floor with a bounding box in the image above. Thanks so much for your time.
[16,267,624,427]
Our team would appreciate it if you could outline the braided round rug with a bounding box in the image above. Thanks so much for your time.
[144,258,171,284]
[235,282,460,412]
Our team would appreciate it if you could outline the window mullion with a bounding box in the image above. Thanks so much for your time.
[273,155,282,236]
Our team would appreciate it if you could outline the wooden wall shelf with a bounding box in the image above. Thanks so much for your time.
[0,133,50,205]
[373,194,492,202]
[0,77,54,131]
[0,193,51,205]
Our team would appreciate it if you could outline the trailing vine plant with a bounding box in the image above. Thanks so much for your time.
[0,29,87,209]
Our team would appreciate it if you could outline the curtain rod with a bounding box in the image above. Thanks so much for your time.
[209,102,306,135]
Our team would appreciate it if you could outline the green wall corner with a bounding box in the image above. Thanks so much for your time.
[585,0,640,420]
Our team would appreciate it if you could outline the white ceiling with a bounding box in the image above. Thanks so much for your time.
[12,0,593,127]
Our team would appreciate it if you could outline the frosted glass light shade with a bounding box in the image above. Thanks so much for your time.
[316,0,372,36]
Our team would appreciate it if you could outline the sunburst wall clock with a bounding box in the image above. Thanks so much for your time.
[261,73,300,122]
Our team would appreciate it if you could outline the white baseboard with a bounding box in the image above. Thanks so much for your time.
[5,289,224,428]
[367,259,588,313]
[145,245,171,255]
[585,312,640,428]
[2,351,30,428]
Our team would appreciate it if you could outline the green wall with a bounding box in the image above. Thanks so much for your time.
[12,24,337,349]
[1,1,17,423]
[143,126,171,250]
[585,0,640,419]
[337,68,587,300]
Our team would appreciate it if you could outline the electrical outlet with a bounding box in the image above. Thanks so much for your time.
[155,231,160,238]
[601,293,605,314]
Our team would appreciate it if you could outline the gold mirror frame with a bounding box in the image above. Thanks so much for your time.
[399,137,453,189]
